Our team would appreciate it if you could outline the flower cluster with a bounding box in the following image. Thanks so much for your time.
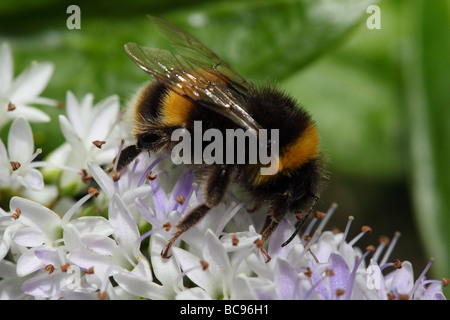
[0,42,447,300]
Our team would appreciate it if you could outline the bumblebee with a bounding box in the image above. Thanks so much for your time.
[117,16,325,261]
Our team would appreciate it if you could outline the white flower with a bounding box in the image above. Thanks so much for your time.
[0,117,44,192]
[46,91,123,191]
[0,43,57,129]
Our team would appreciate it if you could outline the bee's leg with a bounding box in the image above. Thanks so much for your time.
[162,165,231,259]
[115,145,142,171]
[257,207,287,263]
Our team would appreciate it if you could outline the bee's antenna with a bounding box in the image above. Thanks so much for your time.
[281,195,319,247]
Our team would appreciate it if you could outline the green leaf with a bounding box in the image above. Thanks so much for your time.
[401,0,450,284]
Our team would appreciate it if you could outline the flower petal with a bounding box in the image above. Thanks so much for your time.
[65,91,84,137]
[328,253,350,298]
[34,249,61,265]
[86,95,120,142]
[150,233,182,288]
[274,257,299,300]
[18,168,44,191]
[172,247,211,292]
[7,104,51,123]
[88,161,113,197]
[69,216,115,237]
[108,194,140,258]
[21,271,65,298]
[16,248,44,276]
[10,196,61,238]
[0,43,13,95]
[9,62,53,103]
[7,117,34,163]
[58,115,86,156]
[13,227,45,247]
[113,269,170,300]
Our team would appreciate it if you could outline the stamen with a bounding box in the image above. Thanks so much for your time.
[339,216,354,252]
[316,202,338,233]
[380,231,401,267]
[7,102,16,111]
[137,153,169,187]
[345,247,373,300]
[61,192,94,226]
[88,187,100,198]
[348,225,372,246]
[113,139,125,172]
[372,235,390,263]
[409,257,435,298]
[295,230,321,265]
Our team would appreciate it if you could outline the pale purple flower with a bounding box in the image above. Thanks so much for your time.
[0,53,445,299]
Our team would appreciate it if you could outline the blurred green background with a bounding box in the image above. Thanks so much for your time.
[1,0,449,295]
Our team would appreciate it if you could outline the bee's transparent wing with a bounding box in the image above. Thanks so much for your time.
[124,17,261,131]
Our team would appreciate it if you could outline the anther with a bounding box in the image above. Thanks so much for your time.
[163,222,172,232]
[85,266,94,274]
[45,264,55,274]
[146,170,157,181]
[10,161,20,171]
[361,226,372,234]
[393,259,403,269]
[200,260,209,271]
[7,102,16,111]
[335,289,345,297]
[88,187,100,198]
[326,269,335,277]
[112,171,121,182]
[304,267,312,278]
[97,291,107,300]
[60,263,70,272]
[232,234,239,246]
[80,169,93,183]
[175,194,185,205]
[315,211,326,219]
[92,140,106,149]
[11,208,21,220]
[365,245,376,254]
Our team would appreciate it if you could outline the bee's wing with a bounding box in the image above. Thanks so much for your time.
[148,16,248,88]
[124,17,261,132]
